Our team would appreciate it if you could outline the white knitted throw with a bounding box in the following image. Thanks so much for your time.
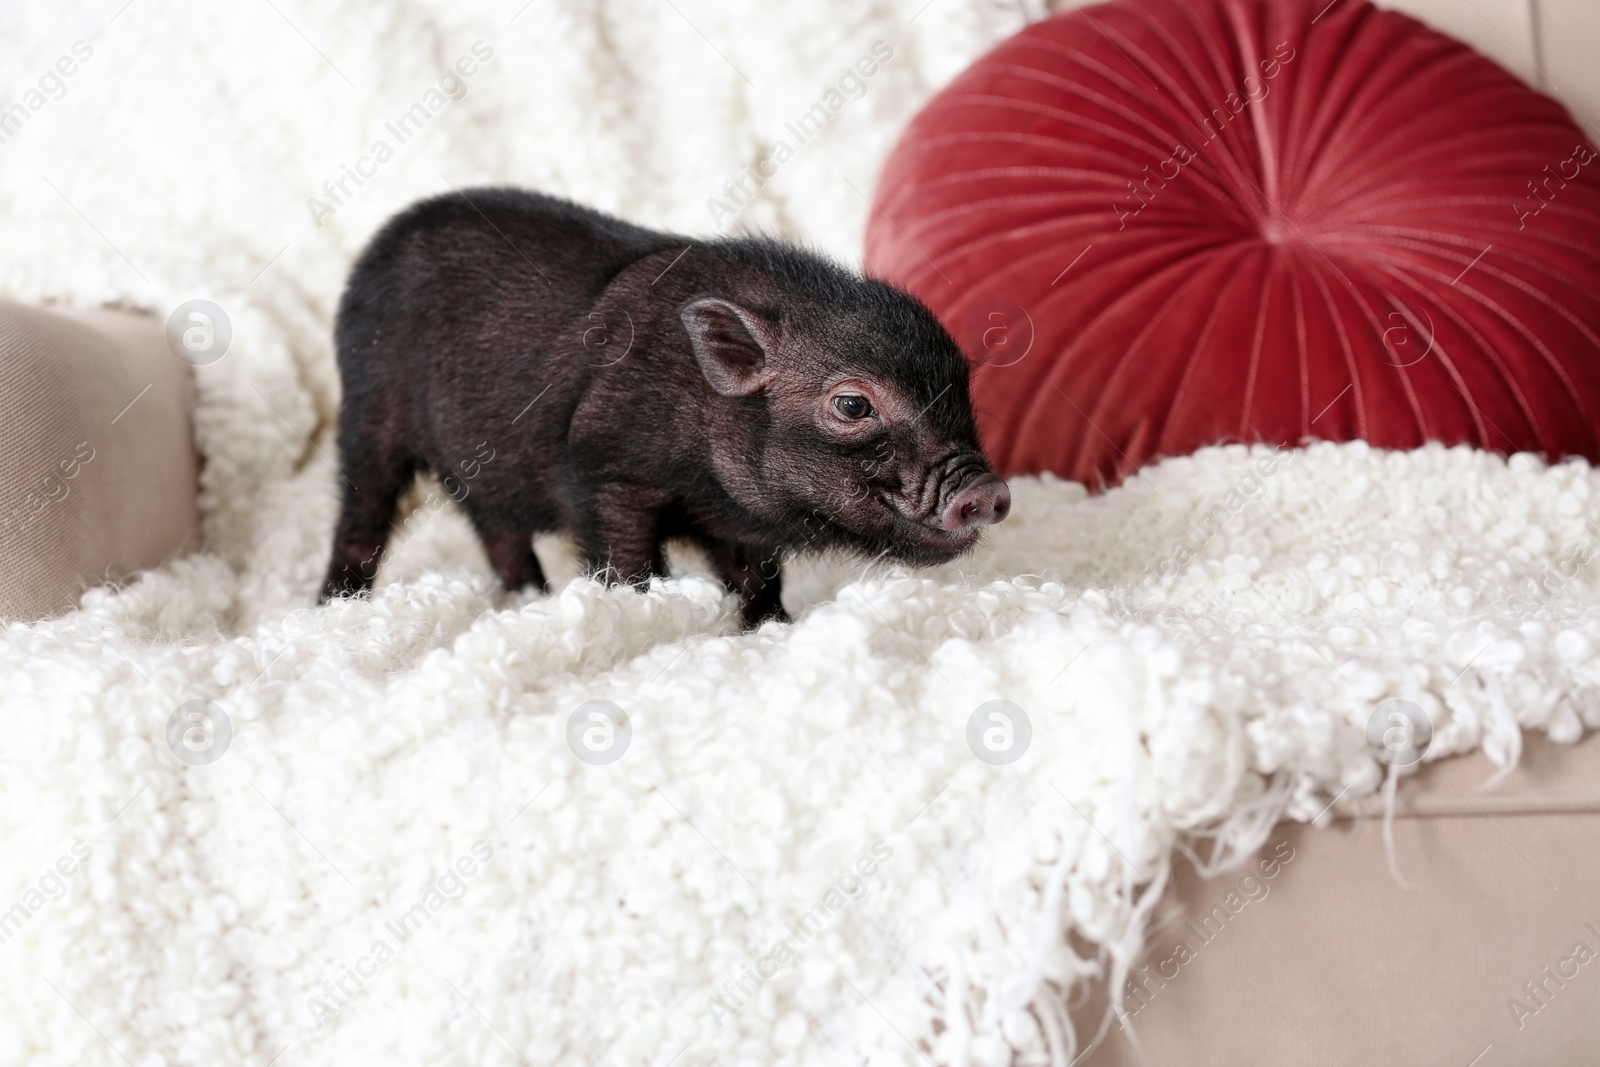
[2,2,1597,1065]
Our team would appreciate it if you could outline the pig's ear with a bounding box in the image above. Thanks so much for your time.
[681,297,776,397]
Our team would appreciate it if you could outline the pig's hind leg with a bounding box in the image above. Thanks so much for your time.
[319,441,416,602]
[469,519,547,593]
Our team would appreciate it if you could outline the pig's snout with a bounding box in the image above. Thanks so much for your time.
[940,473,1011,531]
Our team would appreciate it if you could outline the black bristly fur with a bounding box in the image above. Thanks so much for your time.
[319,188,1005,627]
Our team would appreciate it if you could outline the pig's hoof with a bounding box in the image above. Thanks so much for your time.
[741,604,790,630]
[318,566,372,604]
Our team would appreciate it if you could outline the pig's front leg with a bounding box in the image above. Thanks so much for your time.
[707,539,789,628]
[575,488,668,587]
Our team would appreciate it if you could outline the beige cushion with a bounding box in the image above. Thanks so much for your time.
[1076,730,1600,1064]
[0,301,198,621]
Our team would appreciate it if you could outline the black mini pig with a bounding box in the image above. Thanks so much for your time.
[319,188,1010,626]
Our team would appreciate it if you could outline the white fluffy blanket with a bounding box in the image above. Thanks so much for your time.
[3,2,1598,1066]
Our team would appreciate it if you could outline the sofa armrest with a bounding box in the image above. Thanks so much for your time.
[0,301,199,622]
[1076,730,1600,1064]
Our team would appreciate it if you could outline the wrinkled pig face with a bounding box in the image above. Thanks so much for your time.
[682,286,1010,564]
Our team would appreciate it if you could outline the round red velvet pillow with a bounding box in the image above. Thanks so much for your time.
[865,0,1600,485]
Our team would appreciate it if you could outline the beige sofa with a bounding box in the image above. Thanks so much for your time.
[0,301,198,621]
[1076,730,1600,1065]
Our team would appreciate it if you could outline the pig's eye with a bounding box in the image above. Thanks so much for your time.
[833,394,873,420]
